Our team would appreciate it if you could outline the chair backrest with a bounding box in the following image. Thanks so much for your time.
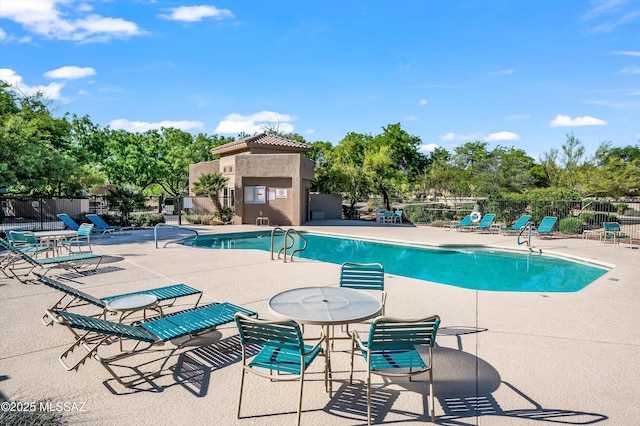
[54,310,158,342]
[77,223,94,237]
[56,214,80,231]
[235,313,304,353]
[459,215,473,226]
[86,214,109,228]
[0,238,40,266]
[7,231,38,245]
[537,217,557,232]
[367,315,440,351]
[603,222,621,232]
[340,262,384,291]
[511,215,531,229]
[34,273,106,308]
[477,214,495,227]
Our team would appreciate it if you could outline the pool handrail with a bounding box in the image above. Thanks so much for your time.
[517,221,533,247]
[270,227,307,262]
[154,223,198,248]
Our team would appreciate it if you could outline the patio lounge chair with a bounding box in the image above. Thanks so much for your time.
[462,214,496,232]
[0,238,102,282]
[234,313,325,426]
[350,315,441,424]
[47,302,257,387]
[443,215,472,231]
[500,215,532,235]
[602,222,631,246]
[60,223,94,253]
[57,214,113,237]
[35,273,203,326]
[85,214,135,234]
[533,216,557,239]
[7,230,51,257]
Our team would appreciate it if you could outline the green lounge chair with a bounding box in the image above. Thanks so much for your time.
[462,213,496,232]
[500,215,532,235]
[443,215,472,231]
[533,216,557,239]
[85,214,135,234]
[0,238,102,282]
[602,222,631,246]
[36,273,203,326]
[234,313,325,426]
[350,315,441,424]
[47,302,257,388]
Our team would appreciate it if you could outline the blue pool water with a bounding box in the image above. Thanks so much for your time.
[181,231,609,292]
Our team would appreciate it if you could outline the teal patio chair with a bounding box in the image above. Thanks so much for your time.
[0,238,102,282]
[533,216,557,239]
[443,215,472,231]
[234,313,326,426]
[36,273,203,326]
[7,230,51,257]
[47,302,257,387]
[85,214,134,234]
[60,223,94,253]
[602,222,631,246]
[500,215,532,235]
[350,315,441,424]
[462,214,496,232]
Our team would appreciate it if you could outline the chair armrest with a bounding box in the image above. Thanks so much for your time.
[303,327,326,356]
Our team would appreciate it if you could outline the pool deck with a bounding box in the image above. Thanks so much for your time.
[1,221,639,425]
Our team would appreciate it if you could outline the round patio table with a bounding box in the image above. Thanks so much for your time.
[268,286,382,396]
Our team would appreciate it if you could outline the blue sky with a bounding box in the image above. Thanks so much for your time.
[1,0,639,160]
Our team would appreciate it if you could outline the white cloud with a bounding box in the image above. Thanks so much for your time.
[403,115,417,121]
[0,68,65,99]
[0,0,143,42]
[419,99,428,106]
[611,50,640,56]
[486,131,520,141]
[490,69,514,75]
[44,66,95,79]
[439,132,456,141]
[160,6,234,22]
[0,28,6,40]
[108,118,205,132]
[419,143,439,153]
[550,114,607,127]
[215,111,296,134]
[304,129,315,135]
[439,132,482,141]
[503,113,532,120]
[619,65,640,74]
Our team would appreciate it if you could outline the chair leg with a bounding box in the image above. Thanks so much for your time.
[297,370,304,426]
[237,367,246,419]
[429,367,435,422]
[367,370,372,425]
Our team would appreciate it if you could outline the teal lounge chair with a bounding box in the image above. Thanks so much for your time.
[85,214,134,234]
[7,230,52,257]
[462,214,496,232]
[235,313,325,426]
[533,216,557,239]
[443,215,472,231]
[36,273,203,326]
[602,222,631,246]
[0,238,102,282]
[350,315,441,424]
[47,302,257,388]
[500,215,532,235]
[57,214,112,237]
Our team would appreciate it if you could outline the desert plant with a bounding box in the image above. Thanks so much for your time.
[559,217,583,234]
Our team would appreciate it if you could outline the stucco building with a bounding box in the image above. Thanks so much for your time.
[188,133,315,226]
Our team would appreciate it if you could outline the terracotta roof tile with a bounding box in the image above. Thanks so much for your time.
[211,133,310,155]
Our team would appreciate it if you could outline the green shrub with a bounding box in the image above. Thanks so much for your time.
[130,212,164,227]
[404,204,427,223]
[559,217,583,234]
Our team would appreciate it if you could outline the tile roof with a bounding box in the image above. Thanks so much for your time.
[210,133,311,156]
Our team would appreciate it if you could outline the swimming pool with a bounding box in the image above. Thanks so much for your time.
[181,231,609,292]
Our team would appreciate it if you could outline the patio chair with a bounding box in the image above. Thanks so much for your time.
[350,315,441,424]
[533,217,558,239]
[47,302,257,387]
[462,214,496,233]
[602,222,631,246]
[35,273,203,326]
[7,230,51,257]
[0,238,102,282]
[443,215,472,231]
[234,313,325,426]
[57,213,112,237]
[500,215,532,235]
[60,223,94,253]
[85,214,135,234]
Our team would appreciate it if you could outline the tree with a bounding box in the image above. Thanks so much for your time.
[103,187,146,225]
[191,172,229,214]
[330,132,372,209]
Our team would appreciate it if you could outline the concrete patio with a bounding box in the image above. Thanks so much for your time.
[1,221,638,425]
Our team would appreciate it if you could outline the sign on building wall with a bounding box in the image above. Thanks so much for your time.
[244,185,266,204]
[276,188,288,199]
[268,188,276,201]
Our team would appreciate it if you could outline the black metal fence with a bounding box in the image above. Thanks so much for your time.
[402,198,640,238]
